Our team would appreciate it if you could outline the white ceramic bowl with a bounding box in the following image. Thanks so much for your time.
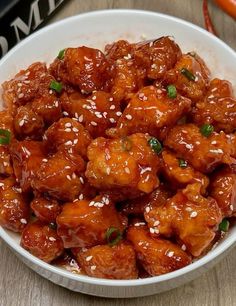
[0,9,236,298]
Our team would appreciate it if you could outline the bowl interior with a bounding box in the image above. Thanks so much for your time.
[0,9,236,286]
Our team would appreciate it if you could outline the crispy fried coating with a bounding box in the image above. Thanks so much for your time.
[161,150,209,193]
[0,177,30,232]
[50,47,110,93]
[21,220,64,263]
[56,195,126,248]
[133,36,182,80]
[86,133,160,198]
[10,140,46,192]
[107,86,191,140]
[32,150,85,201]
[120,185,171,216]
[209,166,236,217]
[74,242,138,279]
[164,53,210,101]
[31,197,61,223]
[164,124,233,173]
[61,91,121,138]
[2,62,57,109]
[193,78,236,133]
[44,118,91,158]
[144,183,222,257]
[127,225,191,276]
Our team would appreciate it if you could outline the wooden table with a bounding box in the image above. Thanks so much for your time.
[1,1,236,305]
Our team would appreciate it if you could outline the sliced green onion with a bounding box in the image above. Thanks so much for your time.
[57,49,65,60]
[167,85,177,99]
[179,159,188,168]
[49,80,63,93]
[148,137,162,155]
[0,129,11,145]
[180,68,196,81]
[219,219,229,232]
[200,124,214,137]
[105,227,122,246]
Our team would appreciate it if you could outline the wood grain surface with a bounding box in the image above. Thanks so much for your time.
[1,0,236,305]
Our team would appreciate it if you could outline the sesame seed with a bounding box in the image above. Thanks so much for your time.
[63,111,69,116]
[65,141,73,146]
[151,63,157,69]
[181,244,187,251]
[65,123,72,128]
[92,96,96,101]
[106,167,111,175]
[116,111,122,116]
[79,177,84,184]
[3,162,8,167]
[109,97,114,102]
[65,166,71,169]
[42,159,48,162]
[145,207,150,213]
[110,105,115,110]
[186,207,192,212]
[66,175,71,181]
[124,167,130,174]
[109,118,115,123]
[49,237,56,242]
[230,205,234,211]
[72,127,79,132]
[24,80,30,84]
[20,218,27,224]
[0,183,4,187]
[78,115,83,122]
[19,119,25,127]
[211,141,217,144]
[190,211,198,218]
[65,128,71,132]
[91,265,96,271]
[74,139,78,144]
[86,256,93,261]
[49,89,53,95]
[79,194,84,200]
[149,41,154,47]
[91,121,97,126]
[18,93,24,99]
[150,228,155,234]
[72,173,76,179]
[89,201,95,206]
[167,251,174,257]
[125,114,132,120]
[153,220,160,227]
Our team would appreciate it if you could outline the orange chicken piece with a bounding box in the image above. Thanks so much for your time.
[74,243,138,279]
[21,220,64,263]
[86,133,160,199]
[127,225,191,276]
[107,86,191,140]
[164,124,233,173]
[209,166,236,217]
[144,184,222,257]
[56,195,126,248]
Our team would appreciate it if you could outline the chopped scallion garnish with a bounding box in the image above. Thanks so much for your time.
[0,129,11,145]
[105,227,122,246]
[167,85,177,99]
[179,159,188,168]
[219,219,229,232]
[148,138,162,155]
[57,49,65,60]
[49,80,63,93]
[200,124,214,137]
[180,68,196,81]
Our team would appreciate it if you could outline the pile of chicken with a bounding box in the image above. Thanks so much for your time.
[0,37,236,280]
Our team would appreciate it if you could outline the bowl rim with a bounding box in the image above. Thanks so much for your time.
[0,8,236,287]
